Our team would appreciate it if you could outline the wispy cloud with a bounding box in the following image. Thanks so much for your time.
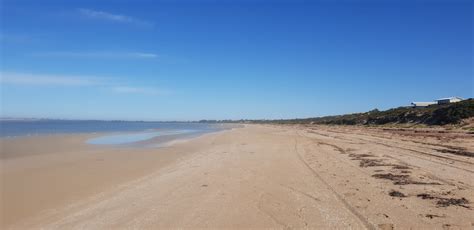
[112,86,170,95]
[0,72,101,86]
[78,8,153,27]
[31,51,158,59]
[1,72,168,96]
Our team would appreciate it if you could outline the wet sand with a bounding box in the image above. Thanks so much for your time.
[1,125,473,229]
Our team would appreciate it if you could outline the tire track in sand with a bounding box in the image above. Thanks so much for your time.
[293,132,376,230]
[307,129,474,173]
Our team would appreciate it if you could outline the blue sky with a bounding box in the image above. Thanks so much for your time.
[1,0,472,120]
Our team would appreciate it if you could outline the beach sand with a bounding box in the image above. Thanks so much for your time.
[1,125,473,229]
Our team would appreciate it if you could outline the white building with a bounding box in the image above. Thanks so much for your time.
[411,102,436,107]
[435,97,464,104]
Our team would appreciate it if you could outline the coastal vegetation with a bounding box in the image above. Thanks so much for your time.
[202,99,474,126]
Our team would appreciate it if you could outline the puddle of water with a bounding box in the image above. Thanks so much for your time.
[86,130,195,145]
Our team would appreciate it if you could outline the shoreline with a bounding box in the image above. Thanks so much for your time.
[1,124,237,156]
[0,128,232,227]
[0,121,235,139]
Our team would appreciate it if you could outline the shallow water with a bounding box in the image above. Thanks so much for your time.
[1,120,235,147]
[86,130,196,145]
[0,120,224,138]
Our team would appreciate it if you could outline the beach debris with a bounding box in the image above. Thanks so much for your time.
[372,173,410,185]
[437,148,474,157]
[372,173,441,185]
[348,153,399,168]
[425,214,444,219]
[392,165,411,170]
[417,193,435,200]
[417,193,470,208]
[349,153,374,158]
[377,223,394,230]
[359,159,394,168]
[436,198,469,208]
[388,190,406,197]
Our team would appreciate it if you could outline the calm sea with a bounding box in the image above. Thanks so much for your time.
[0,120,229,145]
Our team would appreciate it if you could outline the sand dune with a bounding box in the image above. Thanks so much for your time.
[1,125,473,229]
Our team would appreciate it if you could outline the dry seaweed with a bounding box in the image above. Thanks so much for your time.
[388,190,406,197]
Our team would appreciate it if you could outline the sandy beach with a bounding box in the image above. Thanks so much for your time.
[1,125,473,229]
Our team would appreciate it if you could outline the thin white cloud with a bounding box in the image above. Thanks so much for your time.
[78,8,153,27]
[112,86,171,95]
[1,72,168,96]
[132,53,159,58]
[0,72,101,86]
[31,51,158,59]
